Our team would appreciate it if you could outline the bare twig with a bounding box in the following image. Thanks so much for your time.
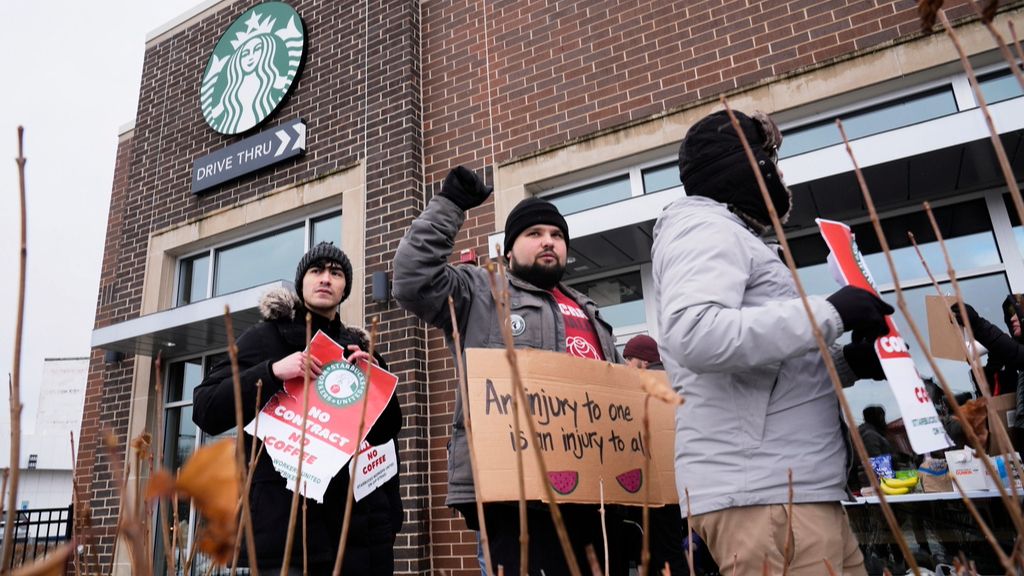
[949,472,1013,570]
[302,482,308,576]
[782,468,793,576]
[485,261,531,576]
[824,558,838,576]
[231,381,263,574]
[939,10,1024,254]
[492,259,582,576]
[282,314,314,575]
[685,489,695,576]
[333,318,380,575]
[446,297,494,575]
[1009,21,1024,66]
[720,99,919,574]
[968,0,1024,91]
[1,127,28,571]
[641,396,652,576]
[223,308,260,574]
[599,480,608,576]
[585,545,603,576]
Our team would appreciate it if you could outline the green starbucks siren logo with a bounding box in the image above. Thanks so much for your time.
[316,362,367,408]
[200,2,305,135]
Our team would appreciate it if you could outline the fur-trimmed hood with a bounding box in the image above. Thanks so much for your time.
[257,286,371,347]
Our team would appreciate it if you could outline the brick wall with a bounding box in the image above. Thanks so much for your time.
[417,1,998,573]
[79,0,427,571]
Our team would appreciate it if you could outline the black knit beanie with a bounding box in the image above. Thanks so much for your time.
[503,197,570,257]
[294,242,353,303]
[678,110,791,231]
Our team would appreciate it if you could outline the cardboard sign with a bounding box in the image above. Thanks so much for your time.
[466,348,679,506]
[244,330,399,502]
[352,439,398,502]
[926,295,967,361]
[817,219,952,454]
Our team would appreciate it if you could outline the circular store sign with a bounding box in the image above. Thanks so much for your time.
[200,2,305,135]
[316,362,367,408]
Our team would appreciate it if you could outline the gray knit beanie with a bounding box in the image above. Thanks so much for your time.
[294,242,353,304]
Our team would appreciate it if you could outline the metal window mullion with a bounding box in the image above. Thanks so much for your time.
[986,189,1024,291]
[951,72,976,110]
[628,166,644,197]
[205,248,215,299]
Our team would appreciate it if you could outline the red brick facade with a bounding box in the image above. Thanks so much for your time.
[82,0,1013,573]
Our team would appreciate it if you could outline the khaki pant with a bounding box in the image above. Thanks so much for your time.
[690,502,867,575]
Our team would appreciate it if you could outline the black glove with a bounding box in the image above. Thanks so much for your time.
[949,303,980,330]
[438,166,492,211]
[843,329,886,380]
[826,286,894,337]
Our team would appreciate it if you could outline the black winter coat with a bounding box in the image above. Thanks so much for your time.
[193,288,403,575]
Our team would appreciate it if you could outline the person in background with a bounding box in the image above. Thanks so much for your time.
[623,334,664,370]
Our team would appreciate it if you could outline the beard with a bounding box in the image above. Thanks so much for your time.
[509,255,565,290]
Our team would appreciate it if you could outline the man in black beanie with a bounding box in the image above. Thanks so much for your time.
[394,167,623,575]
[193,242,403,575]
[652,110,894,575]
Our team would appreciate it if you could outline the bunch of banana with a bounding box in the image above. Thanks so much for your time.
[879,475,918,495]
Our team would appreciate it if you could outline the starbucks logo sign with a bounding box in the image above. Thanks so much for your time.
[200,2,305,135]
[316,362,367,408]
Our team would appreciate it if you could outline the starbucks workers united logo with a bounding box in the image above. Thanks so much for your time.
[316,362,367,408]
[200,2,305,135]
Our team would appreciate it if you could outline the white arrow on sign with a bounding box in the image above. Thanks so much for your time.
[292,122,306,151]
[275,129,291,157]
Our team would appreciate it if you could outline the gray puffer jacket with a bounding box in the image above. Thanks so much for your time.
[651,195,856,517]
[393,196,621,506]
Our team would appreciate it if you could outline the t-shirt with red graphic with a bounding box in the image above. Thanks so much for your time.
[551,288,605,361]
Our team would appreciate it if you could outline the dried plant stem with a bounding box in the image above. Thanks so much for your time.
[106,431,151,576]
[231,381,264,574]
[685,489,695,576]
[824,558,838,576]
[484,263,531,576]
[839,120,1024,553]
[782,468,793,576]
[281,314,314,575]
[585,545,603,576]
[492,261,582,576]
[333,318,380,575]
[1,127,28,572]
[939,10,1024,245]
[599,480,608,576]
[949,472,1013,570]
[446,297,494,574]
[720,98,920,575]
[969,0,1024,91]
[1009,22,1024,66]
[640,396,652,576]
[68,433,84,576]
[302,482,308,576]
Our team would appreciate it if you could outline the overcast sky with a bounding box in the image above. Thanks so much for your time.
[0,1,201,432]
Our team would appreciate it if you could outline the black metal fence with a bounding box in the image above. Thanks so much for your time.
[0,505,73,570]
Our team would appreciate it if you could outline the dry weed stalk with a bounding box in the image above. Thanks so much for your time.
[837,119,1021,568]
[280,314,314,575]
[938,10,1024,244]
[1008,21,1024,65]
[223,308,260,573]
[333,317,379,575]
[685,489,694,576]
[640,396,652,576]
[949,472,1013,569]
[231,381,264,574]
[823,558,838,576]
[2,127,28,572]
[719,99,920,575]
[782,469,793,576]
[584,545,602,576]
[446,297,494,574]
[599,480,608,576]
[968,0,1024,91]
[490,258,582,576]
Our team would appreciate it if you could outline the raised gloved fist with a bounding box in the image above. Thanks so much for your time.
[826,286,894,337]
[439,166,493,211]
[949,302,980,330]
[843,329,886,381]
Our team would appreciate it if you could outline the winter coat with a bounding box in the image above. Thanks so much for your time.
[652,195,856,517]
[192,288,403,575]
[392,195,621,506]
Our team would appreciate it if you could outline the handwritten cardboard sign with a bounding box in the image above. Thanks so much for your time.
[926,295,967,361]
[466,348,679,506]
[817,219,951,454]
[244,330,399,502]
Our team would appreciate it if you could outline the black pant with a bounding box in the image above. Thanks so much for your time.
[474,502,620,576]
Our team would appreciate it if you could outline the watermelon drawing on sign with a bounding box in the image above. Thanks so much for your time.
[616,468,642,493]
[548,470,579,495]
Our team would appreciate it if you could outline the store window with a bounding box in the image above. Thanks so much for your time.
[548,175,631,215]
[157,354,238,575]
[641,162,681,194]
[567,270,645,330]
[780,87,958,158]
[175,210,341,306]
